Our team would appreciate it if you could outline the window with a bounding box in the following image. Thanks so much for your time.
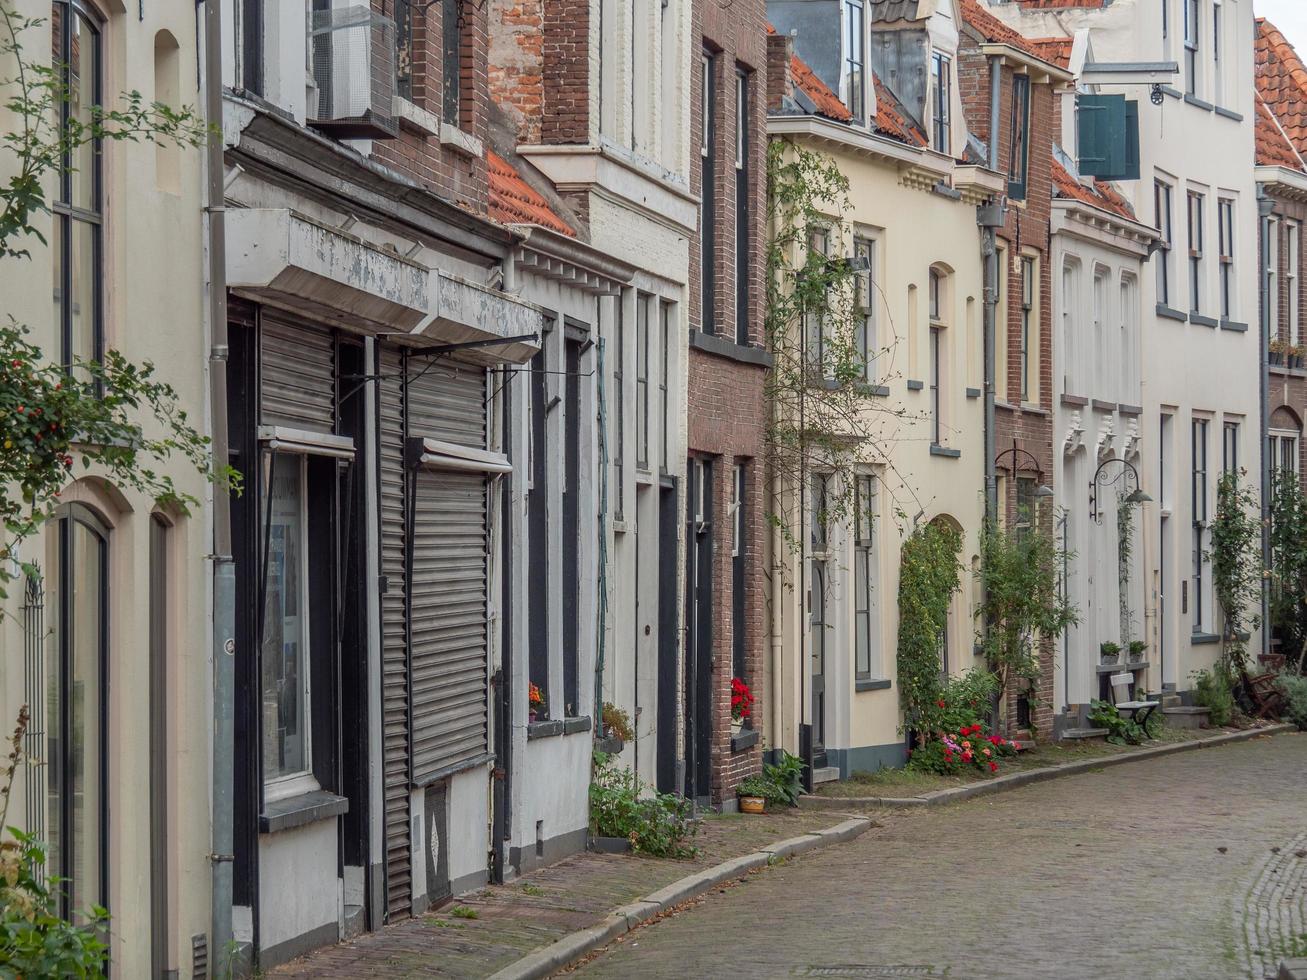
[731,463,747,681]
[1188,191,1205,314]
[46,503,109,921]
[1008,75,1031,200]
[1090,266,1106,391]
[1191,417,1209,633]
[395,0,414,101]
[1163,0,1170,40]
[613,298,625,520]
[1184,0,1200,96]
[996,245,1008,393]
[660,301,672,472]
[52,1,103,377]
[528,343,549,702]
[806,226,831,376]
[149,515,171,974]
[1062,259,1078,393]
[636,294,650,469]
[929,327,943,446]
[1213,2,1222,103]
[1223,420,1239,474]
[1271,431,1300,482]
[1120,275,1137,397]
[854,237,876,381]
[1020,256,1037,401]
[931,53,951,155]
[843,0,866,125]
[1290,221,1301,345]
[811,472,829,553]
[1269,217,1281,346]
[735,70,749,344]
[1016,476,1037,540]
[1218,198,1235,320]
[700,52,716,334]
[854,474,877,680]
[442,0,462,125]
[263,455,313,792]
[1155,180,1174,307]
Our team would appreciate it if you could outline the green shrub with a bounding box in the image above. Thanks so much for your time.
[1191,666,1235,726]
[1088,699,1158,745]
[763,752,805,807]
[589,752,697,858]
[736,775,774,799]
[1276,672,1307,730]
[917,668,999,737]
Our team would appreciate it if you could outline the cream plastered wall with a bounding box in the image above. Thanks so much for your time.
[0,1,211,976]
[765,134,987,771]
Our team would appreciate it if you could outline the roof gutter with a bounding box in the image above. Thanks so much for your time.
[766,114,942,174]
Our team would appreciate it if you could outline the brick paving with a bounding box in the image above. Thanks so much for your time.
[271,808,857,978]
[574,732,1306,980]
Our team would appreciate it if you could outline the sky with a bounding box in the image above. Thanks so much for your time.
[1256,0,1307,50]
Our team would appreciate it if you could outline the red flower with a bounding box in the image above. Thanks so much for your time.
[937,700,946,708]
[988,761,998,772]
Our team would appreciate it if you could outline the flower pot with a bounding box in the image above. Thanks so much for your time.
[1271,352,1285,366]
[595,735,624,755]
[1100,652,1120,665]
[529,710,537,723]
[738,795,766,814]
[590,835,631,854]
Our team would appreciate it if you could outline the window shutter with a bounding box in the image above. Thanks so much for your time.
[1121,100,1141,181]
[1077,94,1127,179]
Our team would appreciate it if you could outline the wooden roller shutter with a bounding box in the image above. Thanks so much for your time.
[377,344,411,919]
[259,312,336,431]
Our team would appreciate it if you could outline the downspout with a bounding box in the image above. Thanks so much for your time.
[203,0,236,970]
[982,54,1002,521]
[770,504,785,752]
[593,336,609,735]
[1259,191,1274,661]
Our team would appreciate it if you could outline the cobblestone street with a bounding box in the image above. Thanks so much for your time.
[574,733,1307,980]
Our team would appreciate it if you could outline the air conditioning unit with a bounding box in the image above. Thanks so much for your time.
[307,5,398,140]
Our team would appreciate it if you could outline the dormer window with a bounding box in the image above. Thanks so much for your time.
[931,52,951,154]
[843,0,866,125]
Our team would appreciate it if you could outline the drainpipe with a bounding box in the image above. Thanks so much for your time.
[203,0,237,971]
[770,514,785,753]
[982,55,1003,522]
[1259,191,1274,662]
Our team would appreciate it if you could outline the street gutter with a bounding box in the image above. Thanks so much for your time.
[799,724,1297,810]
[484,817,873,980]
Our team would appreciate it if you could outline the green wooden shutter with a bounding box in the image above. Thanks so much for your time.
[1121,100,1141,181]
[1078,94,1127,179]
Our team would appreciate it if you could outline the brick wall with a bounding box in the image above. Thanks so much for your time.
[541,0,591,143]
[959,31,1058,738]
[690,0,770,801]
[1267,187,1307,482]
[370,0,489,212]
[488,0,545,143]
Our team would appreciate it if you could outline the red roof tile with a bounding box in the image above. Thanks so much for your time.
[1051,158,1135,220]
[487,150,574,237]
[1256,93,1304,169]
[790,49,853,122]
[1256,18,1307,168]
[1015,0,1104,9]
[958,0,1069,68]
[1026,37,1073,69]
[874,74,927,147]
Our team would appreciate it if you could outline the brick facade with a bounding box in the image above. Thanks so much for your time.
[1265,190,1307,483]
[958,27,1058,737]
[370,0,490,212]
[690,0,770,801]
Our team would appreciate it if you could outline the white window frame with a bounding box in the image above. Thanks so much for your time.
[1289,220,1301,346]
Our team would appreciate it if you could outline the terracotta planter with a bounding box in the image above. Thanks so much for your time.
[739,795,766,814]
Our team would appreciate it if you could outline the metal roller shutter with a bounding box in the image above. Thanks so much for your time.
[259,313,336,431]
[407,357,486,447]
[377,345,411,918]
[409,467,490,783]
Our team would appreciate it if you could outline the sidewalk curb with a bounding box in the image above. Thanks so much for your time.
[1280,957,1307,979]
[484,816,873,980]
[799,724,1296,810]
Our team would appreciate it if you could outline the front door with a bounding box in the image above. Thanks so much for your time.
[656,480,679,794]
[684,458,713,802]
[810,559,828,769]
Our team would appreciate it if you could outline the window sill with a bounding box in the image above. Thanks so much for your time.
[1189,313,1219,328]
[688,330,773,368]
[1119,403,1143,416]
[730,727,761,753]
[260,790,349,835]
[1220,319,1248,332]
[931,181,962,201]
[1214,106,1244,122]
[929,444,961,458]
[855,382,891,398]
[1091,398,1117,412]
[1156,304,1189,322]
[906,379,925,391]
[440,122,484,159]
[1183,93,1215,112]
[1160,84,1183,100]
[528,716,592,741]
[855,677,892,692]
[1191,632,1221,645]
[393,96,441,137]
[1060,393,1089,407]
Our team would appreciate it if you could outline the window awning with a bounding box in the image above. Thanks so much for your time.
[259,425,357,460]
[409,436,511,474]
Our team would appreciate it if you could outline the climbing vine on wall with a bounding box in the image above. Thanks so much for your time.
[1208,470,1264,671]
[897,520,963,738]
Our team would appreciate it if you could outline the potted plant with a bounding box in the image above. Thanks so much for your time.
[597,701,633,754]
[1293,345,1306,369]
[1100,641,1121,665]
[1270,339,1288,366]
[736,775,772,814]
[529,682,545,723]
[730,677,754,731]
[1127,639,1147,664]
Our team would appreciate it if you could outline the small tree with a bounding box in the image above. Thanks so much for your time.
[897,520,963,740]
[976,517,1077,729]
[1269,470,1307,673]
[1207,469,1263,672]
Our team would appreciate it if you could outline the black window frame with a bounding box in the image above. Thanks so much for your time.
[1188,190,1204,314]
[700,50,717,335]
[1020,256,1035,402]
[612,299,625,521]
[660,301,671,473]
[853,474,876,681]
[528,340,550,706]
[636,294,650,470]
[1008,74,1031,200]
[854,236,875,381]
[442,0,462,126]
[731,462,748,683]
[1218,198,1234,319]
[931,52,951,155]
[735,68,750,345]
[1191,417,1209,633]
[1155,180,1174,307]
[1184,0,1199,96]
